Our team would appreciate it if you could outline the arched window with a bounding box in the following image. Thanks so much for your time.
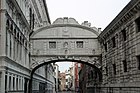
[22,37,24,44]
[88,73,90,80]
[91,71,94,79]
[6,20,10,28]
[17,32,20,40]
[14,28,16,36]
[10,24,13,30]
[20,35,22,42]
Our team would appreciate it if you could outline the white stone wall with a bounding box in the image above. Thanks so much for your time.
[31,39,100,56]
[31,18,101,57]
[0,0,50,93]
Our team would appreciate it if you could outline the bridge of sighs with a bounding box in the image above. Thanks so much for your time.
[29,17,102,92]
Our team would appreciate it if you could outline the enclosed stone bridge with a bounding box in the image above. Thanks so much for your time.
[30,17,102,74]
[28,17,102,92]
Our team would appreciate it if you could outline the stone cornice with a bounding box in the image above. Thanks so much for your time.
[30,37,97,40]
[30,54,101,57]
[98,0,140,43]
[43,0,51,24]
[0,56,31,73]
[31,24,99,37]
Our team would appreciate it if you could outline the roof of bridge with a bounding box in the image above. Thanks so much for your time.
[31,17,100,38]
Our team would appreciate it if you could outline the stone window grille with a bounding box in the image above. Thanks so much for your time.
[49,42,56,49]
[76,41,83,48]
[63,42,68,48]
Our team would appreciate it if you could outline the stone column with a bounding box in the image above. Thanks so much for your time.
[0,71,5,93]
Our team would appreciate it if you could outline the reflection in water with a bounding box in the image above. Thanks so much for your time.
[32,62,100,93]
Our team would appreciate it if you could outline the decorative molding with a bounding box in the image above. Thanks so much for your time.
[30,56,101,70]
[31,24,99,37]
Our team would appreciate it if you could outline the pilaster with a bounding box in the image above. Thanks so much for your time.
[0,0,6,9]
[0,9,6,56]
[0,71,5,93]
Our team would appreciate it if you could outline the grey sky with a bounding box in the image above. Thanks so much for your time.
[46,0,131,71]
[47,0,130,30]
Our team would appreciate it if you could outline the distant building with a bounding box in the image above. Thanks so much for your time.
[79,64,87,93]
[54,64,59,92]
[79,64,100,93]
[59,72,66,91]
[74,62,81,91]
[65,69,73,90]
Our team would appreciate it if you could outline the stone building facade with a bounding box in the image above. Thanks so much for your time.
[0,0,50,93]
[98,0,140,92]
[79,64,99,93]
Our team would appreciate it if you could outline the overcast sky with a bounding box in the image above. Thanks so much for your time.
[56,62,73,72]
[47,0,130,30]
[46,0,131,71]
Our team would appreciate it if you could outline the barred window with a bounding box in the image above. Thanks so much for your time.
[76,41,83,48]
[135,17,140,32]
[121,29,126,41]
[137,55,140,70]
[104,43,108,52]
[113,64,116,75]
[112,37,116,48]
[49,41,56,49]
[123,60,127,72]
[105,66,108,76]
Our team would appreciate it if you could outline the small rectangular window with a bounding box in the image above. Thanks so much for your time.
[104,43,107,52]
[135,17,140,32]
[123,60,127,72]
[49,41,56,49]
[76,41,83,48]
[121,29,126,41]
[112,37,116,48]
[105,66,108,76]
[113,64,116,75]
[137,55,140,70]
